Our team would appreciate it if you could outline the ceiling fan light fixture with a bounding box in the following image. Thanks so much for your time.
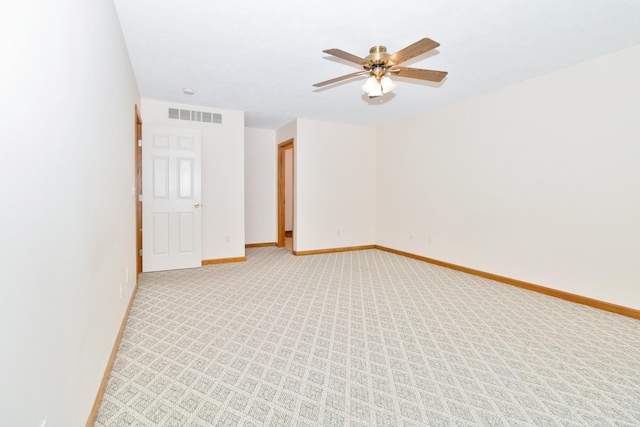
[314,38,448,97]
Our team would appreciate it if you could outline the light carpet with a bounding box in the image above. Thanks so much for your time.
[96,247,640,426]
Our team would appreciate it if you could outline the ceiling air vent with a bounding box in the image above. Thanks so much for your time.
[168,108,222,124]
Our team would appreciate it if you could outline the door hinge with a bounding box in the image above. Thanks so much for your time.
[139,249,143,256]
[138,139,142,147]
[138,194,143,202]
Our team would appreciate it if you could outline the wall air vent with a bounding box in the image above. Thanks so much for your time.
[168,108,180,120]
[168,108,222,124]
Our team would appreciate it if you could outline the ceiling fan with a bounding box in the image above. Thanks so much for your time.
[313,38,447,98]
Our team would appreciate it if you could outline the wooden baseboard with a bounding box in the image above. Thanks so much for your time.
[375,245,640,320]
[293,245,376,256]
[245,242,277,248]
[86,281,139,427]
[202,257,246,265]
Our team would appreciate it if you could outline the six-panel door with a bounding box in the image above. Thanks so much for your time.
[142,126,202,272]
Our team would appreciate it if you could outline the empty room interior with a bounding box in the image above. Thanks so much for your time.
[2,0,640,426]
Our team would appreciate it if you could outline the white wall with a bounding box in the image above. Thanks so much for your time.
[376,44,640,309]
[296,119,376,251]
[141,99,245,260]
[276,119,297,146]
[0,0,140,425]
[245,127,277,244]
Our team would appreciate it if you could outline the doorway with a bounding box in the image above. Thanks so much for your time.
[277,139,294,250]
[135,105,142,277]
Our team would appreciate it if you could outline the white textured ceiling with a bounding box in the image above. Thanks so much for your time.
[113,0,640,129]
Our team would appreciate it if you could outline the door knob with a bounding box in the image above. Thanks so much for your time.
[194,203,201,208]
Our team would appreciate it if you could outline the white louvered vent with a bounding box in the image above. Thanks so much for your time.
[168,108,222,124]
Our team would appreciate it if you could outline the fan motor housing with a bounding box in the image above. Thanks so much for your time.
[363,46,394,70]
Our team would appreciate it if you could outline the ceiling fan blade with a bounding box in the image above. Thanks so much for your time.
[323,48,365,65]
[388,38,440,65]
[313,71,368,87]
[390,66,448,82]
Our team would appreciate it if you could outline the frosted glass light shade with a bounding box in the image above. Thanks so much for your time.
[380,76,397,93]
[361,76,383,97]
[361,76,378,92]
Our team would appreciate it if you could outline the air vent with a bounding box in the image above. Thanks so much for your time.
[168,108,179,119]
[202,112,222,124]
[168,108,222,124]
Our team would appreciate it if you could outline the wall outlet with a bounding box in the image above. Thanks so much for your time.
[225,236,230,243]
[428,236,433,244]
[337,229,340,236]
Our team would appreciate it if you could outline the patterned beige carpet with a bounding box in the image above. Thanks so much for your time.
[96,247,640,426]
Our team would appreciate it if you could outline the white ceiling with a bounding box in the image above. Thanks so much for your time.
[113,0,640,130]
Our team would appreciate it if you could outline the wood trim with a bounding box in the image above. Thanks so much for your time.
[245,242,277,248]
[375,245,640,320]
[277,139,293,248]
[202,257,246,265]
[86,282,139,427]
[293,245,376,256]
[135,104,143,278]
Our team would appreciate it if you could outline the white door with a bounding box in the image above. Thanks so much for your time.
[142,126,202,272]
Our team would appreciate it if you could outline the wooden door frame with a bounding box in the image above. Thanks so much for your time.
[135,105,143,278]
[277,139,293,248]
